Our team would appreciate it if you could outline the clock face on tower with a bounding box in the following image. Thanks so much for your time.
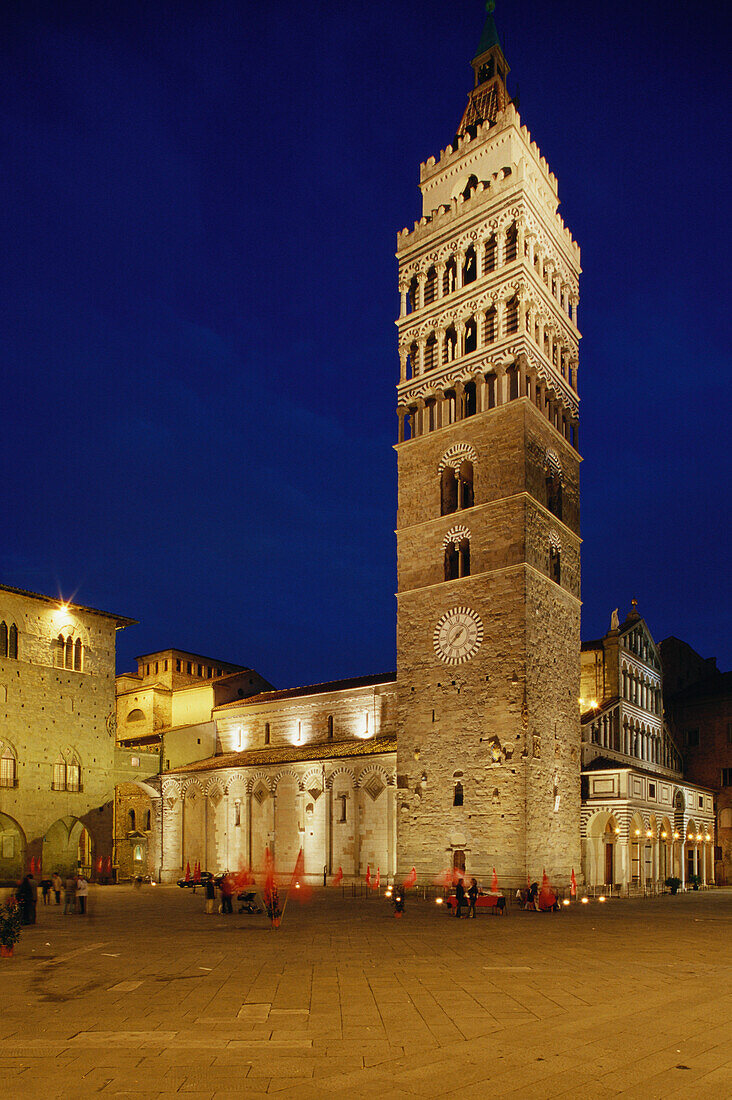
[433,606,484,665]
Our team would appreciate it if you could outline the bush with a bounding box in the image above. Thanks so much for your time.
[665,877,681,894]
[0,897,22,948]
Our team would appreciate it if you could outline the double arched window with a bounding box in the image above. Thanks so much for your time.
[0,744,17,788]
[444,527,471,581]
[440,461,474,515]
[0,621,18,659]
[56,634,83,671]
[52,752,82,792]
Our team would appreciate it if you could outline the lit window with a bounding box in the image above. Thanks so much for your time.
[0,747,16,788]
[130,756,140,767]
[52,757,66,791]
[66,760,81,791]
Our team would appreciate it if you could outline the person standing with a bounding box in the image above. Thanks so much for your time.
[454,877,466,919]
[52,872,62,905]
[220,874,234,914]
[40,878,52,905]
[18,874,37,925]
[76,875,88,915]
[63,873,77,915]
[468,877,479,919]
[204,877,216,915]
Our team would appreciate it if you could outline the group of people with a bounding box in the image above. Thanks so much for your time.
[203,874,235,914]
[14,871,89,924]
[452,877,481,918]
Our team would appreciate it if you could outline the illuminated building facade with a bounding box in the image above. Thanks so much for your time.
[580,604,715,890]
[0,584,139,880]
[393,9,582,883]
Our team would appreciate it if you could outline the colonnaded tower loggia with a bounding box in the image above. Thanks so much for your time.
[395,7,583,884]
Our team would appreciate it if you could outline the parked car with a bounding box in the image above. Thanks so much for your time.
[177,871,214,889]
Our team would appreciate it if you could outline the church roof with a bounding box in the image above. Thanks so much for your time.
[163,733,396,774]
[214,671,396,710]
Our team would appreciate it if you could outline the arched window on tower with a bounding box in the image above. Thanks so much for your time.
[444,537,470,581]
[464,380,477,418]
[0,622,7,658]
[128,809,136,831]
[504,221,518,264]
[453,782,464,807]
[407,275,419,314]
[464,317,477,355]
[408,340,418,379]
[507,363,519,401]
[66,755,81,792]
[424,332,437,373]
[73,637,83,671]
[8,623,18,659]
[327,714,334,740]
[443,326,457,363]
[145,809,151,830]
[65,637,73,670]
[441,468,458,516]
[52,755,66,791]
[484,234,496,273]
[484,306,497,344]
[505,295,519,335]
[458,461,474,509]
[463,244,477,284]
[424,266,438,306]
[443,256,457,296]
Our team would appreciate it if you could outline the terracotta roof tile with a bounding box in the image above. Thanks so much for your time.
[163,734,396,775]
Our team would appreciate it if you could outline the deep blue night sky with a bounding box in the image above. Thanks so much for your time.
[1,0,730,684]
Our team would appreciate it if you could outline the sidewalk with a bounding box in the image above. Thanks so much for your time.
[1,885,730,1097]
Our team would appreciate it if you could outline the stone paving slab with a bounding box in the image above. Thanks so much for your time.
[0,884,730,1097]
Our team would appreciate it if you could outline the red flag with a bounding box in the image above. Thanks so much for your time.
[433,868,452,888]
[374,868,381,889]
[105,855,113,874]
[289,848,311,901]
[570,868,577,896]
[403,866,417,889]
[185,861,191,882]
[194,861,201,884]
[366,864,371,886]
[96,856,103,874]
[538,869,556,911]
[491,867,498,893]
[332,866,343,886]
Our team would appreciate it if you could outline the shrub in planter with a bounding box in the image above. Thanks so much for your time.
[688,874,701,890]
[0,896,22,955]
[665,877,681,895]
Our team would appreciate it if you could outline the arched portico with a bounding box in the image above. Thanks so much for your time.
[584,811,621,887]
[43,816,92,878]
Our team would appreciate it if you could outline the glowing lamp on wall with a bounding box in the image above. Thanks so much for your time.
[634,829,640,836]
[673,831,680,840]
[646,830,653,838]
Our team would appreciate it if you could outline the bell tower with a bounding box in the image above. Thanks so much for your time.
[395,4,582,885]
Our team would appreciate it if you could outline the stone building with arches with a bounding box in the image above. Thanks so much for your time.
[580,604,715,890]
[152,674,396,883]
[0,583,140,882]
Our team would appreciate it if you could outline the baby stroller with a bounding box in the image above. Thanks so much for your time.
[237,890,262,914]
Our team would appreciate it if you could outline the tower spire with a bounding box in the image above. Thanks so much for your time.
[457,0,510,137]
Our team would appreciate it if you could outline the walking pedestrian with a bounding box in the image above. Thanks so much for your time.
[40,878,52,905]
[76,875,88,914]
[63,874,77,915]
[52,872,62,905]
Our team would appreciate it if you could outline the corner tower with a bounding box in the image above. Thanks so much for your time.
[395,6,582,885]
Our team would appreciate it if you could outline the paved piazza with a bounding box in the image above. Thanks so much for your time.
[1,885,730,1098]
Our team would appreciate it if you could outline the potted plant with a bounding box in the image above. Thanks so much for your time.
[0,895,22,956]
[665,876,681,895]
[689,874,701,891]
